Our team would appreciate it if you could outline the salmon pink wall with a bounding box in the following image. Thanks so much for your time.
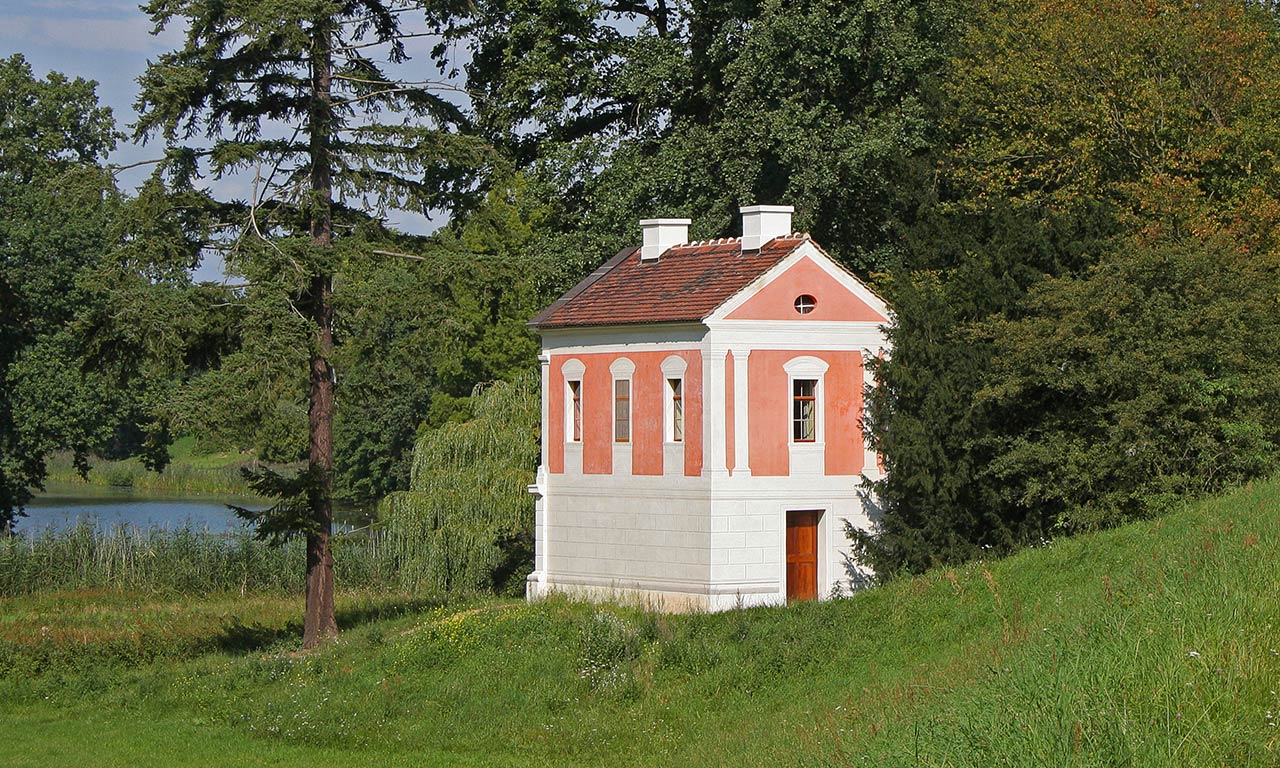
[748,351,791,476]
[726,255,886,323]
[680,351,704,476]
[823,351,863,476]
[632,356,664,476]
[746,350,865,477]
[582,360,613,474]
[549,350,702,476]
[549,363,565,473]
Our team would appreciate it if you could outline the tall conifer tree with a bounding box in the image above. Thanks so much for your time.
[135,0,485,647]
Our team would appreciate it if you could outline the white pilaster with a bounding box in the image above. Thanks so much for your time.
[705,349,728,477]
[539,352,551,468]
[862,349,880,477]
[530,352,552,596]
[733,349,750,477]
[527,466,548,596]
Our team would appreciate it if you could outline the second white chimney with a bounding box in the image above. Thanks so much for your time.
[740,204,794,251]
[639,218,691,261]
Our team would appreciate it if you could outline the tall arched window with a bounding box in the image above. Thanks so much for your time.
[609,358,636,443]
[660,355,688,443]
[561,358,585,443]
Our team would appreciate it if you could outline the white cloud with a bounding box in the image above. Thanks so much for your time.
[0,11,182,53]
[11,1,136,11]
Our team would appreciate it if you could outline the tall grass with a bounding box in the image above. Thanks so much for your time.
[0,522,399,596]
[3,478,1278,765]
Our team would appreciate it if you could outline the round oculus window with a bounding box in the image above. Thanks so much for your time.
[794,294,817,314]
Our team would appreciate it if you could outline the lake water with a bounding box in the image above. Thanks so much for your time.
[19,484,271,535]
[20,484,371,537]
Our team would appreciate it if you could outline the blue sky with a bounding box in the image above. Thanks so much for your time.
[1,1,186,179]
[1,1,444,281]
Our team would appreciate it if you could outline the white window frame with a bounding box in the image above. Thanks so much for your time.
[561,358,585,444]
[784,356,829,445]
[609,358,636,444]
[666,378,685,443]
[660,355,688,444]
[792,378,819,443]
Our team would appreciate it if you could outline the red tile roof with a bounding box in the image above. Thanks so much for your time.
[530,235,810,329]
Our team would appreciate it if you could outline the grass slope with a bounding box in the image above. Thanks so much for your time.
[3,478,1279,766]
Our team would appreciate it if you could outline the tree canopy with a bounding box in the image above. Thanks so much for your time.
[457,0,961,273]
[857,0,1280,574]
[0,54,212,534]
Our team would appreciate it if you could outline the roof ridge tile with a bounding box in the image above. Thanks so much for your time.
[530,232,812,329]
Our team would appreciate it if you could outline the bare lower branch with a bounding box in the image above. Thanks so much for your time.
[333,73,459,89]
[330,31,440,52]
[372,249,425,261]
[334,84,469,105]
[106,156,169,173]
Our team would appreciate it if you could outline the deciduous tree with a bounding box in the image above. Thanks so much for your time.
[859,0,1280,573]
[0,55,205,535]
[458,0,961,272]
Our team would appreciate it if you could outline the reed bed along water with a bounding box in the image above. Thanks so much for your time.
[0,522,399,597]
[44,452,257,496]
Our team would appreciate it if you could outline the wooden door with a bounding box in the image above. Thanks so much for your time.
[786,510,820,603]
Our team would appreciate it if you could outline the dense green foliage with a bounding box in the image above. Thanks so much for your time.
[0,54,121,530]
[330,179,549,504]
[459,0,960,273]
[380,372,539,594]
[979,218,1280,529]
[858,0,1280,573]
[3,477,1278,765]
[0,55,220,533]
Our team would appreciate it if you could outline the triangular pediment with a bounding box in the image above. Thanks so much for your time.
[720,250,888,323]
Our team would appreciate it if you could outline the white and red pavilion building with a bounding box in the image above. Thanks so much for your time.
[526,205,889,610]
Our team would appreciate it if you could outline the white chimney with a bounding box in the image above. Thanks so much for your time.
[740,204,794,251]
[639,218,691,261]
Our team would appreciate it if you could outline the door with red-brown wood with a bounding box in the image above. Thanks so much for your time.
[786,510,820,603]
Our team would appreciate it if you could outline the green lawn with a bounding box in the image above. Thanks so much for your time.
[4,478,1279,766]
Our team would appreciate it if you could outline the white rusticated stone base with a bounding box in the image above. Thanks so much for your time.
[525,466,877,612]
[526,575,783,613]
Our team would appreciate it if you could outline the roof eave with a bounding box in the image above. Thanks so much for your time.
[527,245,640,329]
[534,318,710,333]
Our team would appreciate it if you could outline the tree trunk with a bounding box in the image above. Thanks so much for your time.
[303,272,338,648]
[303,18,338,650]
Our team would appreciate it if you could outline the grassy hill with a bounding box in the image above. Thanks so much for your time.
[2,478,1278,766]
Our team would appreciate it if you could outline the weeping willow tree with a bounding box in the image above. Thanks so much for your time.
[380,372,539,594]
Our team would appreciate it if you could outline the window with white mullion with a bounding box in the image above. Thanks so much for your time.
[614,378,631,443]
[792,379,818,443]
[660,355,688,447]
[561,358,586,445]
[566,379,582,443]
[668,377,684,443]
